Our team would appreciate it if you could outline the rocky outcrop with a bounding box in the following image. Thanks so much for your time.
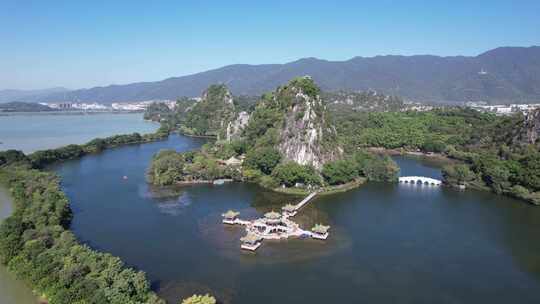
[184,84,236,137]
[226,111,250,141]
[513,109,540,146]
[276,77,343,169]
[198,77,343,170]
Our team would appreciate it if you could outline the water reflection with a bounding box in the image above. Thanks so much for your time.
[145,185,193,216]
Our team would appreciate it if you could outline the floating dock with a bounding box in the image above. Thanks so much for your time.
[222,191,331,251]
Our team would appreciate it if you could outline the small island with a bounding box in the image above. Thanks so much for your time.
[146,77,399,195]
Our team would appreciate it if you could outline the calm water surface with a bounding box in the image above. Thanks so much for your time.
[53,135,540,304]
[0,112,158,153]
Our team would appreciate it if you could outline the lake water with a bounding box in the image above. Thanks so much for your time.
[52,135,540,304]
[0,113,158,153]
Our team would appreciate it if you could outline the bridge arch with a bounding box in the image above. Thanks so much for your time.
[398,176,442,186]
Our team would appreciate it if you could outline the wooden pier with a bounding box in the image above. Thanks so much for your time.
[293,191,318,211]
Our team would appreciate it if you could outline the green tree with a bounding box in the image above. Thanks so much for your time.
[147,150,185,185]
[322,159,358,185]
[271,162,321,187]
[244,147,281,175]
[442,164,475,186]
[421,138,447,153]
[510,185,530,200]
[363,155,400,182]
[181,294,216,304]
[0,150,29,167]
[519,151,540,191]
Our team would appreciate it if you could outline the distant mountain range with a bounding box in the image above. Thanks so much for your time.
[3,46,540,104]
[0,87,68,103]
[0,101,55,112]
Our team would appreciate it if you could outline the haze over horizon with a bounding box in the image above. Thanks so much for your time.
[2,0,539,90]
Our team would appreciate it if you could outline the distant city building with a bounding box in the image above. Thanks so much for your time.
[466,102,540,115]
[45,99,175,112]
[51,102,73,109]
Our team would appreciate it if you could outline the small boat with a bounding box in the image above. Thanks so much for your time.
[122,175,128,180]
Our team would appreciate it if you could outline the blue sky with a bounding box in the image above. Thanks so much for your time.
[1,0,539,90]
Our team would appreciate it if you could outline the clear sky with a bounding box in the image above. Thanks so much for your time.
[1,0,539,90]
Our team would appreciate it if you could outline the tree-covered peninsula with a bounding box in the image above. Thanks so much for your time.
[147,77,400,193]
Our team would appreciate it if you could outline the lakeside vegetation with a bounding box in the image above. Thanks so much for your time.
[0,158,164,304]
[147,142,398,190]
[181,294,216,304]
[0,125,179,303]
[332,107,540,204]
[29,126,170,168]
[0,127,169,170]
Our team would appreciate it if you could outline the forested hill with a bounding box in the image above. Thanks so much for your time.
[0,101,55,112]
[17,46,540,104]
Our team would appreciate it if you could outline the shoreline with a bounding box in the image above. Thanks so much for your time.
[271,178,367,196]
[368,147,540,206]
[1,112,161,154]
[175,179,234,186]
[0,111,145,116]
[0,186,41,304]
[175,131,217,139]
[366,147,458,163]
[172,177,367,196]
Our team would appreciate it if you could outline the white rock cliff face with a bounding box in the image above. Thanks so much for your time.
[226,111,250,141]
[278,91,342,170]
[513,108,540,145]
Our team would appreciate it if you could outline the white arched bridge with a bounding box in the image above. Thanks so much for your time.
[398,176,442,186]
